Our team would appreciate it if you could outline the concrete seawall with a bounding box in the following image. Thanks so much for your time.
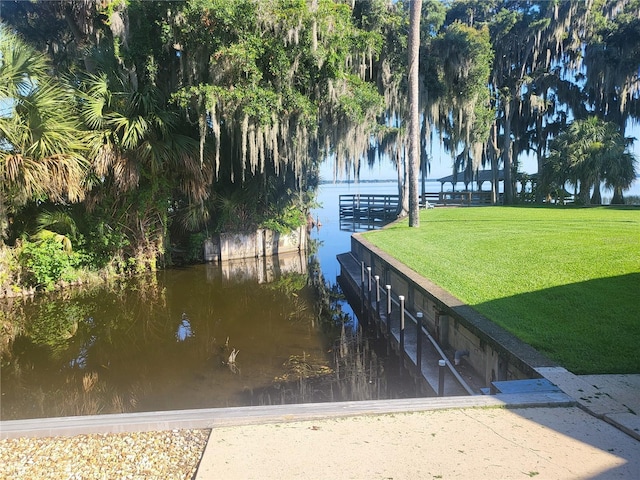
[203,226,307,262]
[344,233,558,390]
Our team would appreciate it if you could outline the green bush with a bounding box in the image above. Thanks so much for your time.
[186,232,207,263]
[0,246,21,293]
[19,238,80,291]
[260,206,305,234]
[625,195,640,205]
[81,220,131,271]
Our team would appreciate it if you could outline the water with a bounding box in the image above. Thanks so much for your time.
[310,181,399,280]
[1,262,330,419]
[1,180,418,421]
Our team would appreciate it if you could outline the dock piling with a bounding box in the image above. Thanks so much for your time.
[360,261,365,312]
[374,275,380,314]
[416,312,423,373]
[399,296,405,369]
[438,359,446,396]
[385,285,392,336]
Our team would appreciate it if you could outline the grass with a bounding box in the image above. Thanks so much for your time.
[362,206,640,374]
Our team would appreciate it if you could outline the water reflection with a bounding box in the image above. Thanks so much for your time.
[244,316,426,406]
[1,254,331,420]
[176,313,193,342]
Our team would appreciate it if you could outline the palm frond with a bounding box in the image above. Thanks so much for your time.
[36,210,78,240]
[32,229,73,253]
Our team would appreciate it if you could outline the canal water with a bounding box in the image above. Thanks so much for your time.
[1,181,423,421]
[310,181,399,290]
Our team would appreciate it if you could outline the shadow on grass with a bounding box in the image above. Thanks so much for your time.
[454,273,640,479]
[470,273,640,375]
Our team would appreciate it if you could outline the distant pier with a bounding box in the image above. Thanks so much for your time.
[339,194,399,231]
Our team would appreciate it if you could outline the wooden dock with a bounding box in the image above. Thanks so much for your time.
[338,192,496,232]
[339,194,399,231]
[337,252,477,397]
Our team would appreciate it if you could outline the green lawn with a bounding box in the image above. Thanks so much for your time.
[362,206,640,374]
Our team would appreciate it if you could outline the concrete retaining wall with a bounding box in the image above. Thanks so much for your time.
[204,226,307,263]
[349,234,557,388]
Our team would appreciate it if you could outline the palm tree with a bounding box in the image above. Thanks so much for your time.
[542,117,637,204]
[78,70,210,269]
[603,149,637,205]
[0,26,88,242]
[540,149,571,204]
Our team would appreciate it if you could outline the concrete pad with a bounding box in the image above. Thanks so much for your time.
[578,374,640,415]
[195,406,640,480]
[536,368,640,440]
[536,367,633,416]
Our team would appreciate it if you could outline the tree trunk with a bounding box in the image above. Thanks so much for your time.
[591,179,602,205]
[0,194,6,244]
[535,115,545,204]
[488,123,500,204]
[502,98,514,204]
[579,178,591,205]
[311,0,318,53]
[397,147,409,217]
[611,187,625,205]
[407,0,422,227]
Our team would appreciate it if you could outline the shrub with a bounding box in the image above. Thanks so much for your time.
[186,232,207,263]
[0,245,21,293]
[19,238,80,291]
[625,195,640,205]
[260,206,305,234]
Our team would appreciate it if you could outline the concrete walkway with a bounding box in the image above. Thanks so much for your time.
[195,373,640,480]
[538,369,640,441]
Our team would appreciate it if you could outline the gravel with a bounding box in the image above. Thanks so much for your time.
[0,429,210,480]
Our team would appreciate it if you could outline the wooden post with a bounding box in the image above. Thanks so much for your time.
[438,359,446,396]
[416,312,423,374]
[399,295,405,367]
[366,266,372,307]
[360,261,365,312]
[374,275,380,314]
[385,285,392,336]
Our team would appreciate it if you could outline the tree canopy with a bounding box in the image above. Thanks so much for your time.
[0,0,638,288]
